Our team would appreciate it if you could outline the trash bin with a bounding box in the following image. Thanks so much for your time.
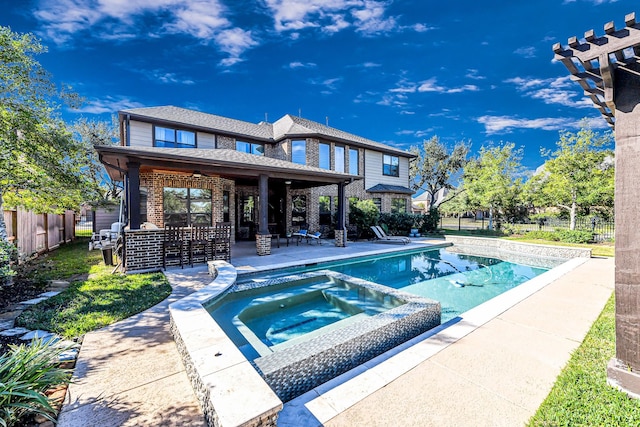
[101,246,113,266]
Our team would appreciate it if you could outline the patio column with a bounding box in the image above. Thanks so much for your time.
[127,161,141,230]
[256,174,271,256]
[554,13,640,397]
[335,181,347,247]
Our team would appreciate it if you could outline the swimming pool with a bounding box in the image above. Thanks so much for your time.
[239,246,561,323]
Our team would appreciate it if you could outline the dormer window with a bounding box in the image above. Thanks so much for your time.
[154,126,196,148]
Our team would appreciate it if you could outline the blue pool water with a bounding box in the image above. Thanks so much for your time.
[239,247,553,323]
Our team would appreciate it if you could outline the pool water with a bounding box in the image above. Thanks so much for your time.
[239,247,552,323]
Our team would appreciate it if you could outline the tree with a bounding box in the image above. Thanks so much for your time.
[525,125,614,230]
[410,136,469,210]
[71,115,120,201]
[0,26,100,241]
[462,142,524,230]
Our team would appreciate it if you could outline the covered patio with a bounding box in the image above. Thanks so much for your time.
[95,145,359,271]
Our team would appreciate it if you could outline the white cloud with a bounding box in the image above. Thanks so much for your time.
[506,75,594,108]
[263,0,399,35]
[477,115,609,135]
[288,61,317,69]
[418,78,479,94]
[73,96,144,114]
[514,46,537,58]
[465,69,486,80]
[33,0,257,67]
[149,71,195,85]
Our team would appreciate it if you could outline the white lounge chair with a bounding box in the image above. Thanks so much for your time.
[371,226,410,244]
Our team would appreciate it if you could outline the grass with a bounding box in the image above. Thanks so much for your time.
[18,239,107,286]
[528,295,640,426]
[15,240,172,339]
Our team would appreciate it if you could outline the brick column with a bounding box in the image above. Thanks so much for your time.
[256,234,271,256]
[335,182,347,247]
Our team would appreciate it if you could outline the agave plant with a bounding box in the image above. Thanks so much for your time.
[0,339,72,427]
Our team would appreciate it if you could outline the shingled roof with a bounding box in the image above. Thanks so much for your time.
[121,106,413,158]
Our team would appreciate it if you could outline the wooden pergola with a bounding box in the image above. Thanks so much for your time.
[554,12,640,397]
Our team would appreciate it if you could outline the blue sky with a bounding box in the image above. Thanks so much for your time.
[2,0,633,169]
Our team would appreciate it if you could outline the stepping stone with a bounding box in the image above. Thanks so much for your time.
[0,311,22,321]
[48,280,69,287]
[58,348,79,362]
[19,297,48,306]
[49,339,80,350]
[20,330,55,341]
[39,291,61,298]
[0,327,30,337]
[0,319,14,330]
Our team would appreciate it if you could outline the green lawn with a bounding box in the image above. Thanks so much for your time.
[528,295,640,426]
[15,240,171,339]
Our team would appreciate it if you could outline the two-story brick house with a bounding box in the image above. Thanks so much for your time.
[96,106,414,269]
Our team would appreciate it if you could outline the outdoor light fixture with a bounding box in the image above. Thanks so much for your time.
[193,171,202,178]
[285,181,292,185]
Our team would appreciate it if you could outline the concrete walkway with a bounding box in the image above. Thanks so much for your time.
[322,257,614,427]
[57,242,614,427]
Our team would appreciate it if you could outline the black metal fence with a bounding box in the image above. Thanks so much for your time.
[440,216,614,242]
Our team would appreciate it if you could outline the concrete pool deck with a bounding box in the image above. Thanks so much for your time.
[58,239,614,426]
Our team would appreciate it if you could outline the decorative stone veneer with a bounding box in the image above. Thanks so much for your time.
[444,235,591,265]
[334,227,347,247]
[169,261,283,427]
[228,271,441,402]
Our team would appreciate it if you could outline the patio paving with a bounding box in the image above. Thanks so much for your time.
[57,239,614,426]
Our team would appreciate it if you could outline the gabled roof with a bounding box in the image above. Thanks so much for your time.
[120,106,414,158]
[366,184,414,195]
[96,145,359,187]
[121,106,274,140]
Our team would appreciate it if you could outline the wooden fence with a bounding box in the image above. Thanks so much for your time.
[3,208,76,258]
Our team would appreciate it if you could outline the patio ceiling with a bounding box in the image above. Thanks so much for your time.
[95,145,360,188]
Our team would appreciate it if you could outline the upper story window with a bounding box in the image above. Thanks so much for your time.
[335,145,345,173]
[292,140,306,165]
[319,143,330,169]
[155,126,196,148]
[349,148,359,175]
[236,140,264,156]
[383,154,399,177]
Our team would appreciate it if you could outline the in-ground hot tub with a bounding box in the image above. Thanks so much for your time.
[206,271,441,401]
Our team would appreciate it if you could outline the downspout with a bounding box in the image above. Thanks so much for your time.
[125,114,131,146]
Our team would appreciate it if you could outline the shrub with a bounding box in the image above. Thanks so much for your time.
[379,212,415,236]
[348,199,380,239]
[0,240,17,287]
[0,339,72,427]
[524,229,594,244]
[418,209,440,234]
[556,229,595,244]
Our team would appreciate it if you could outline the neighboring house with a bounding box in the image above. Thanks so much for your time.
[411,188,449,213]
[96,106,415,267]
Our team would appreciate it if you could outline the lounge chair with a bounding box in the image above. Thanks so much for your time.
[370,226,410,245]
[292,229,308,246]
[306,231,322,245]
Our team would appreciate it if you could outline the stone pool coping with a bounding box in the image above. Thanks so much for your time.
[168,261,283,427]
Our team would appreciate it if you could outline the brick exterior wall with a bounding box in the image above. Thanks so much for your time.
[256,233,271,256]
[140,171,236,243]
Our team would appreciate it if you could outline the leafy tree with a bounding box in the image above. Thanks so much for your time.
[0,26,100,241]
[524,126,614,230]
[410,136,469,210]
[462,142,524,230]
[72,115,120,201]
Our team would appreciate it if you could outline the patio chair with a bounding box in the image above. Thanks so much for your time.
[376,226,411,244]
[163,224,185,269]
[370,226,409,245]
[212,222,231,261]
[189,225,210,267]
